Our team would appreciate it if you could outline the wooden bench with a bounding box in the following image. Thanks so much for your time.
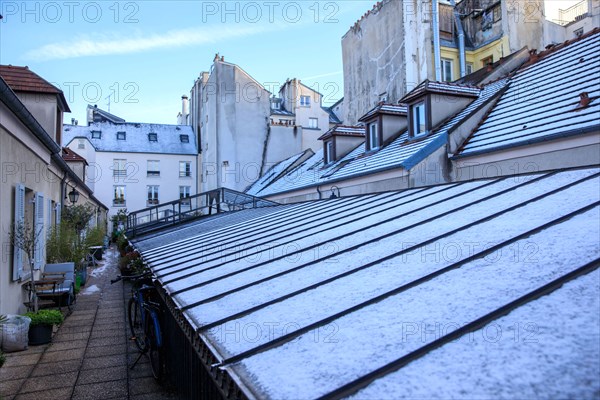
[35,263,76,312]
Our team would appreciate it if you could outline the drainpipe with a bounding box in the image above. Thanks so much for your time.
[60,170,68,215]
[451,0,467,77]
[316,186,322,200]
[432,0,442,81]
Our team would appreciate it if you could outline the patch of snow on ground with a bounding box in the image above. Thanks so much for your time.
[81,284,100,295]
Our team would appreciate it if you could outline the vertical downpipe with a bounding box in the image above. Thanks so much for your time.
[432,0,442,81]
[451,0,467,77]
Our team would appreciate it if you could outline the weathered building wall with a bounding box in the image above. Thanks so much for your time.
[342,0,433,125]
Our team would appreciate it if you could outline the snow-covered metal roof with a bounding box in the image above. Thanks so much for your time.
[358,103,407,122]
[250,80,507,197]
[458,29,600,157]
[62,121,197,155]
[318,125,365,141]
[134,166,600,399]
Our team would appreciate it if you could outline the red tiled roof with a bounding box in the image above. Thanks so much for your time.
[62,147,88,164]
[0,65,61,94]
[0,65,71,112]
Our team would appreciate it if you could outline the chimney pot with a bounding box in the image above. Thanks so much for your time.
[578,92,591,108]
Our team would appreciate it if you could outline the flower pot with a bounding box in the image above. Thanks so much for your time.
[77,268,88,286]
[28,324,53,345]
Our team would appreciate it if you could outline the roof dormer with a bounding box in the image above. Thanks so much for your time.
[358,103,408,152]
[318,125,365,165]
[400,80,480,140]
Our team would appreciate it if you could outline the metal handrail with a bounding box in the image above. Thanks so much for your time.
[126,188,278,238]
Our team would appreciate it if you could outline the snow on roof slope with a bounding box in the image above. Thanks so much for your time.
[246,151,310,196]
[134,166,600,399]
[62,121,197,155]
[251,80,507,197]
[459,30,600,156]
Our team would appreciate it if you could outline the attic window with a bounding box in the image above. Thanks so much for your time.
[180,134,189,143]
[325,140,335,164]
[368,122,380,151]
[117,131,126,140]
[148,133,158,142]
[91,130,102,139]
[410,101,428,138]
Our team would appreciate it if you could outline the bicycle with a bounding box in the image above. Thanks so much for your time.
[111,272,164,380]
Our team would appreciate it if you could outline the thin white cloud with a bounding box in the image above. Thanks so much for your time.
[24,24,276,61]
[300,70,343,80]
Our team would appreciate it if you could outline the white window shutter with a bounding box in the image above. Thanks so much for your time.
[56,203,62,225]
[13,184,25,281]
[34,192,44,269]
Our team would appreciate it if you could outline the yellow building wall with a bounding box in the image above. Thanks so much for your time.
[440,36,511,81]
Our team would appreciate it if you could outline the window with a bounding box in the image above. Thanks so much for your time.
[369,122,379,150]
[481,55,494,67]
[308,118,318,129]
[147,186,159,206]
[91,130,102,139]
[113,186,126,206]
[179,161,192,178]
[113,159,126,177]
[78,139,85,149]
[493,5,501,22]
[466,63,474,75]
[325,141,334,164]
[148,133,158,142]
[272,101,281,110]
[411,101,427,137]
[300,96,311,106]
[442,59,453,82]
[147,160,160,177]
[180,134,189,143]
[117,131,126,140]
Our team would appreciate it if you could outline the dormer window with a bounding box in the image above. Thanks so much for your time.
[180,134,189,143]
[325,141,334,164]
[148,133,158,142]
[411,101,428,137]
[91,130,102,139]
[272,101,281,110]
[117,131,126,140]
[368,122,379,151]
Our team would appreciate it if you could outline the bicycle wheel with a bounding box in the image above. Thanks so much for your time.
[128,297,146,351]
[145,311,163,380]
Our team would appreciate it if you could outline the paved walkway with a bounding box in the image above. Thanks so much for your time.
[0,246,177,399]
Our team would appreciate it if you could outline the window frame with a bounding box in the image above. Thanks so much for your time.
[113,185,126,207]
[410,100,429,138]
[180,134,189,143]
[113,159,127,177]
[117,131,126,141]
[466,63,474,75]
[325,140,335,164]
[179,161,192,178]
[442,58,453,82]
[308,117,319,129]
[300,95,311,107]
[91,130,102,139]
[147,160,160,177]
[147,185,159,206]
[148,132,158,142]
[367,120,380,151]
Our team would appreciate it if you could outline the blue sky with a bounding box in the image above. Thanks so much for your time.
[0,1,374,126]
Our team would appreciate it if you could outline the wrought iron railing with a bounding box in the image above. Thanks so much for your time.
[125,188,278,238]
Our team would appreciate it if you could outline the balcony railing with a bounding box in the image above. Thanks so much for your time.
[125,188,279,238]
[557,0,588,26]
[113,198,126,207]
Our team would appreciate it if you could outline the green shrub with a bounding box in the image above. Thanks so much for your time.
[46,224,87,265]
[24,309,64,326]
[85,225,106,247]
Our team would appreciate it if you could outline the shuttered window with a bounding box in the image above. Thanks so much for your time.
[34,192,44,270]
[13,184,25,281]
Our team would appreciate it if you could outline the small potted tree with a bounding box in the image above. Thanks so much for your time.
[9,221,42,311]
[23,309,63,345]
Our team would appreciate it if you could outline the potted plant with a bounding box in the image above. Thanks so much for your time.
[23,310,63,345]
[9,222,42,311]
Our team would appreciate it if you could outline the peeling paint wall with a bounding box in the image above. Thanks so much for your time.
[342,0,433,125]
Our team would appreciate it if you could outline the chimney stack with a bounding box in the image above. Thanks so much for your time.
[182,95,189,123]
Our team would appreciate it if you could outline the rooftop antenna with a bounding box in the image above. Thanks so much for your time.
[105,93,112,112]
